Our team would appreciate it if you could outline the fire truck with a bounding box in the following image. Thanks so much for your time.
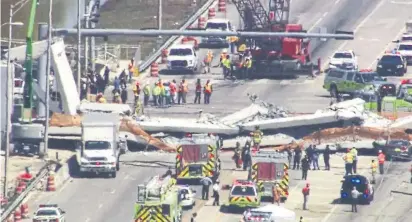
[175,134,220,183]
[232,0,313,77]
[249,151,290,201]
[134,175,182,222]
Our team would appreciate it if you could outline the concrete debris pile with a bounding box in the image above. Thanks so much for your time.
[361,111,392,128]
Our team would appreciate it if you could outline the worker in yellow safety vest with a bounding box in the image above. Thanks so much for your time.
[242,58,252,79]
[220,49,228,64]
[251,126,263,151]
[350,147,358,174]
[370,159,377,184]
[343,150,354,176]
[97,96,106,103]
[152,83,161,106]
[238,44,246,54]
[222,54,231,78]
[142,83,151,106]
[203,50,213,73]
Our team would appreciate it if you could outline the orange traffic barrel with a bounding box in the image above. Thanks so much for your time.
[198,17,206,29]
[47,172,56,191]
[208,7,216,19]
[14,209,22,222]
[218,0,226,12]
[150,63,159,77]
[20,203,29,218]
[161,49,168,64]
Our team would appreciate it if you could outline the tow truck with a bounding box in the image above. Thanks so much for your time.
[175,133,220,183]
[228,179,261,210]
[249,151,290,202]
[135,175,182,222]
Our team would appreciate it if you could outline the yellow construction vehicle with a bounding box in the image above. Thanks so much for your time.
[134,175,182,222]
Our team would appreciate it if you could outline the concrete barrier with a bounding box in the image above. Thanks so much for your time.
[53,156,73,190]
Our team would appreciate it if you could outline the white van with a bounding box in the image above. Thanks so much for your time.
[200,18,233,48]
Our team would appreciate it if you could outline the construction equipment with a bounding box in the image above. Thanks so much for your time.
[135,175,182,222]
[175,133,220,183]
[249,151,290,201]
[232,0,312,77]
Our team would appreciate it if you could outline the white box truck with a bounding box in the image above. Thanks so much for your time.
[76,113,127,178]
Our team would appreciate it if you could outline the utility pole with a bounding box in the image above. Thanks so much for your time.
[84,5,89,76]
[44,0,53,157]
[77,0,82,95]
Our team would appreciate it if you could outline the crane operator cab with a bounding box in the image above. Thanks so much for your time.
[228,180,261,211]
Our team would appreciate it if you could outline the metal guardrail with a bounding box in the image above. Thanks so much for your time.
[138,0,216,73]
[0,162,53,221]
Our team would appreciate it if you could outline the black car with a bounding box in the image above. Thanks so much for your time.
[384,139,412,161]
[376,54,407,76]
[340,175,374,204]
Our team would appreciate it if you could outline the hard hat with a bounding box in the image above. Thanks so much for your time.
[222,49,228,53]
[379,150,382,153]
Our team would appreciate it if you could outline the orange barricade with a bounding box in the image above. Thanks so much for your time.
[218,0,226,12]
[21,203,29,218]
[150,63,159,77]
[14,209,22,222]
[161,49,168,64]
[181,37,189,44]
[186,36,199,49]
[198,17,206,29]
[208,7,216,19]
[46,172,56,191]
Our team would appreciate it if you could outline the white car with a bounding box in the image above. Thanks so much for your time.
[400,34,412,42]
[33,204,66,222]
[178,185,196,209]
[200,18,233,48]
[329,50,358,70]
[167,44,198,72]
[397,42,412,64]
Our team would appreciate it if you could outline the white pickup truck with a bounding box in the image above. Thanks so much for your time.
[76,113,127,178]
[167,44,198,73]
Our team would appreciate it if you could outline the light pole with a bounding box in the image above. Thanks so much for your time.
[77,0,82,95]
[3,4,24,198]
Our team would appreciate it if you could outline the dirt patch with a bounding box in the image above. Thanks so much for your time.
[97,0,208,57]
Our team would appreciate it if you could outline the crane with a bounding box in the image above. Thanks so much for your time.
[233,0,312,77]
[22,0,39,123]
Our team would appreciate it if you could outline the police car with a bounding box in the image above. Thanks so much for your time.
[32,204,66,222]
[376,52,407,76]
[340,175,374,204]
[329,50,358,70]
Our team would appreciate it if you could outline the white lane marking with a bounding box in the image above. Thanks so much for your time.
[85,218,90,222]
[123,174,129,180]
[334,0,341,5]
[367,27,406,68]
[391,0,412,4]
[110,189,116,194]
[308,11,331,32]
[46,178,72,204]
[98,204,103,209]
[323,12,329,17]
[322,0,386,70]
[321,166,369,222]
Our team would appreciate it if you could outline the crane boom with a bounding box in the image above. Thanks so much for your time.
[22,0,38,123]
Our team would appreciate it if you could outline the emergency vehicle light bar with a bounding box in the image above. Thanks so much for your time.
[359,69,373,72]
[401,79,412,84]
[39,204,58,208]
[233,179,253,185]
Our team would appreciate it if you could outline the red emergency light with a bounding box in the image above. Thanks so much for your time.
[185,133,192,137]
[95,162,100,165]
[359,69,373,72]
[401,79,412,84]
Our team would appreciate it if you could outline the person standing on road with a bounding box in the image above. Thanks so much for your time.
[177,81,184,105]
[212,180,220,206]
[312,146,320,170]
[204,80,212,104]
[272,184,281,206]
[190,213,197,222]
[164,82,171,107]
[409,164,412,183]
[293,147,302,170]
[194,79,202,104]
[324,145,331,170]
[302,183,310,210]
[306,145,314,167]
[233,142,241,168]
[301,155,309,180]
[351,186,362,213]
[299,216,304,222]
[343,149,354,176]
[182,79,188,104]
[351,147,358,174]
[371,159,377,184]
[378,150,386,175]
[143,83,151,106]
[200,177,213,200]
[170,80,177,104]
[152,83,160,106]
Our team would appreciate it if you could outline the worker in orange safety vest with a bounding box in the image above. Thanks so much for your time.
[378,150,385,175]
[203,50,213,73]
[128,58,134,83]
[203,80,213,104]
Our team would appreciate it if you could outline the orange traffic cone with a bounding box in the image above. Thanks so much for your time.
[14,208,22,222]
[21,203,29,218]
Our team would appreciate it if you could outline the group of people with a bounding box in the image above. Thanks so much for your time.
[218,49,253,79]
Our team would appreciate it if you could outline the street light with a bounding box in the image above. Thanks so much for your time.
[3,4,24,199]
